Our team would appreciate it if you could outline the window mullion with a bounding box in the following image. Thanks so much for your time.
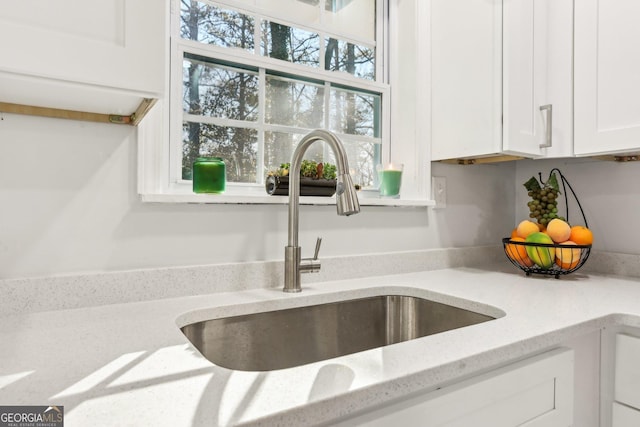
[254,8,261,56]
[257,68,266,184]
[379,0,387,85]
[319,30,326,72]
[183,114,260,129]
[324,81,331,160]
[180,39,384,93]
[319,0,325,72]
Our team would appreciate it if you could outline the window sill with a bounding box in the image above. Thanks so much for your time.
[140,192,435,207]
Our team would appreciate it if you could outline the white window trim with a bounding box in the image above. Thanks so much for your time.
[137,0,434,207]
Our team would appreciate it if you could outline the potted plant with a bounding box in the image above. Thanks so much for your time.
[265,160,337,196]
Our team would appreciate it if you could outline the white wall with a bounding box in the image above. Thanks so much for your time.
[515,158,640,255]
[0,114,514,280]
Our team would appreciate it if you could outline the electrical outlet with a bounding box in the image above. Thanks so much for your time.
[432,176,446,208]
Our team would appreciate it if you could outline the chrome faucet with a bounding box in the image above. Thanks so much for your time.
[283,130,360,293]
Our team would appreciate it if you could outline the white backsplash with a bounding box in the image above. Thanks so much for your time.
[0,246,505,316]
[2,245,638,317]
[515,158,640,255]
[0,113,515,281]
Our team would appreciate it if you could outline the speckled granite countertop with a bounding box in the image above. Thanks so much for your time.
[1,265,640,426]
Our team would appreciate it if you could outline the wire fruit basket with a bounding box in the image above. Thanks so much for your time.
[503,168,592,279]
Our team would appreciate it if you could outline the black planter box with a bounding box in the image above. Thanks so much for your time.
[265,175,337,197]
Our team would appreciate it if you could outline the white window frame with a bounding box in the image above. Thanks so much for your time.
[137,0,433,206]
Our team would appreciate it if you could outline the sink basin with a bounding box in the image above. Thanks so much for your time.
[181,295,496,371]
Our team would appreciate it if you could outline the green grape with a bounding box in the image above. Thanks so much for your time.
[524,172,562,225]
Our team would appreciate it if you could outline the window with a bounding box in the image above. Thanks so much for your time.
[170,0,388,192]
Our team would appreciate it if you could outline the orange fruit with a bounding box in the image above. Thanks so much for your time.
[555,241,581,269]
[506,237,534,267]
[546,218,572,243]
[510,228,519,239]
[516,220,540,239]
[569,225,594,245]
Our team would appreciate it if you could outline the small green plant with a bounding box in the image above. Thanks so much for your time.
[322,163,336,180]
[270,160,337,180]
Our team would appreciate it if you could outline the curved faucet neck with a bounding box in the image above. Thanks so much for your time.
[284,130,360,293]
[287,130,355,247]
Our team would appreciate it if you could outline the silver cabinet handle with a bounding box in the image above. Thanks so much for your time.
[539,104,552,148]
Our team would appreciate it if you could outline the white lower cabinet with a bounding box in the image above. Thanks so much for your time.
[612,402,640,427]
[333,348,574,427]
[611,333,640,427]
[614,334,640,409]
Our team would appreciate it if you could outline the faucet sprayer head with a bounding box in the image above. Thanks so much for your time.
[336,173,360,216]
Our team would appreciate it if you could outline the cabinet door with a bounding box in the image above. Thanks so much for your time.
[333,348,574,427]
[503,0,574,158]
[614,334,640,410]
[612,402,640,427]
[574,0,640,155]
[430,0,572,161]
[0,0,165,112]
[430,0,503,161]
[502,0,546,157]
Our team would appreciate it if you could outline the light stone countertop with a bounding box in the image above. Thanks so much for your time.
[1,264,640,426]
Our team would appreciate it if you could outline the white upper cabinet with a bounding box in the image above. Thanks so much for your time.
[429,0,502,161]
[0,0,166,118]
[502,0,549,156]
[574,0,640,156]
[430,0,573,161]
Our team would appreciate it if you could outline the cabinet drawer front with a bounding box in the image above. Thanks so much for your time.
[612,402,640,427]
[615,334,640,410]
[334,348,574,427]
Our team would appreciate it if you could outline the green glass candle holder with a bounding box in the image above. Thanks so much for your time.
[193,157,226,194]
[376,163,403,198]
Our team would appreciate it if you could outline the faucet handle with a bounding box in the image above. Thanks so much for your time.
[312,237,322,260]
[300,237,322,274]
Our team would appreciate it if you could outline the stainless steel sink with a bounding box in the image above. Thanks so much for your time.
[181,295,496,371]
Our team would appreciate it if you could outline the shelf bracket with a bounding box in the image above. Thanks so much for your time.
[0,98,157,126]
